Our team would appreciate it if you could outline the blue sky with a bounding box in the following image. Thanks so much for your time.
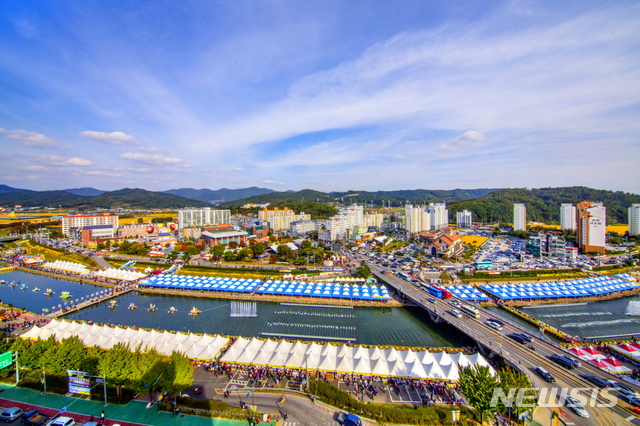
[1,0,639,193]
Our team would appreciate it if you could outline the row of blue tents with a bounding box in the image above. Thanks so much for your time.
[139,275,392,301]
[445,286,491,301]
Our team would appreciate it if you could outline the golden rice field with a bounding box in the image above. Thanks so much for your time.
[119,215,175,225]
[606,224,628,234]
[461,235,490,247]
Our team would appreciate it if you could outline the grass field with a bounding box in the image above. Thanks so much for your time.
[461,235,489,247]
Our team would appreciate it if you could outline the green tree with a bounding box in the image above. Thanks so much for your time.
[137,218,144,224]
[165,352,194,394]
[210,244,226,257]
[56,336,87,373]
[498,367,536,421]
[300,240,312,250]
[357,262,372,278]
[252,242,265,257]
[98,343,133,397]
[96,242,105,251]
[458,365,501,424]
[237,248,250,261]
[277,244,293,259]
[224,251,237,262]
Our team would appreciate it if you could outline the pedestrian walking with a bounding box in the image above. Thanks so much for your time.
[100,410,105,421]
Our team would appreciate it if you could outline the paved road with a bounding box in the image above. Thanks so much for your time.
[365,261,640,426]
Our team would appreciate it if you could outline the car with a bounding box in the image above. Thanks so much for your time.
[562,355,582,367]
[623,395,640,407]
[48,417,75,426]
[0,407,24,422]
[550,355,575,369]
[582,375,612,388]
[507,333,528,344]
[565,396,589,418]
[20,411,38,422]
[610,382,640,399]
[535,367,555,383]
[427,298,436,303]
[512,333,532,343]
[487,319,505,327]
[193,387,202,395]
[449,310,462,318]
[485,321,503,331]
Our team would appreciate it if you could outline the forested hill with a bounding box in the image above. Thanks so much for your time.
[219,189,333,207]
[448,187,640,224]
[330,188,499,205]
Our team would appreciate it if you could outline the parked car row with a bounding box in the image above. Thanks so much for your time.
[0,407,105,426]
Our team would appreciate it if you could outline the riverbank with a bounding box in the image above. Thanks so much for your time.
[498,286,640,307]
[136,286,403,307]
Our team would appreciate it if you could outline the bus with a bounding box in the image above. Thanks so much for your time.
[459,304,480,319]
[396,272,411,281]
[422,284,452,299]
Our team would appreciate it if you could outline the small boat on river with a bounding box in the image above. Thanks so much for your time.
[168,306,177,314]
[189,307,201,316]
[60,291,72,299]
[109,300,117,309]
[149,304,157,312]
[128,303,137,310]
[44,288,54,296]
[32,287,40,292]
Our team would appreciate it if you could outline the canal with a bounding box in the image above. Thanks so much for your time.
[1,270,470,348]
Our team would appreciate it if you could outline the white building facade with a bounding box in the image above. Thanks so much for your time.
[629,204,640,236]
[364,212,384,228]
[560,203,576,231]
[513,204,526,231]
[456,210,473,228]
[177,208,231,229]
[428,203,449,231]
[62,213,119,237]
[318,205,364,241]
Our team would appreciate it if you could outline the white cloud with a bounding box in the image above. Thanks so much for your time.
[439,130,486,151]
[25,165,48,172]
[80,131,136,145]
[120,152,186,166]
[67,157,93,166]
[1,129,62,147]
[36,155,93,167]
[263,180,276,184]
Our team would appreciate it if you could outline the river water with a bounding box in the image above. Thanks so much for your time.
[1,270,469,348]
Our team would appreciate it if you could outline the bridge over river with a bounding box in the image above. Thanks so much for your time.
[368,262,640,425]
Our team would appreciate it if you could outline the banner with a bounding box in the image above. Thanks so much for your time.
[67,370,91,395]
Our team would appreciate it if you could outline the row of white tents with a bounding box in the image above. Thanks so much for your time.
[21,320,493,380]
[219,337,494,380]
[21,319,228,360]
[93,268,146,281]
[41,260,90,274]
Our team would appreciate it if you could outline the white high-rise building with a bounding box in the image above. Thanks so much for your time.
[629,204,640,236]
[456,210,473,228]
[428,203,449,231]
[177,208,231,229]
[318,205,364,241]
[513,204,526,231]
[560,204,576,231]
[61,213,119,237]
[363,212,384,228]
[404,205,431,234]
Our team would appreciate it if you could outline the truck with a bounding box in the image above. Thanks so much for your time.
[337,412,362,426]
[20,410,50,426]
[422,284,452,299]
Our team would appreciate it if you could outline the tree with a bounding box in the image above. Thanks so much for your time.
[301,240,312,250]
[498,367,536,421]
[458,365,501,424]
[165,352,194,394]
[98,343,133,397]
[357,262,372,278]
[96,242,105,251]
[252,242,265,257]
[237,249,249,261]
[137,218,144,224]
[224,251,237,262]
[277,244,293,259]
[210,244,226,258]
[56,336,87,373]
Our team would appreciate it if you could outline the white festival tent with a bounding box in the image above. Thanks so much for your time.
[41,260,90,274]
[21,319,229,359]
[219,337,495,380]
[92,268,147,281]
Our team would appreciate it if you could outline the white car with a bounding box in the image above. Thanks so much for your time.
[565,396,589,418]
[485,321,503,331]
[450,309,463,318]
[49,417,76,426]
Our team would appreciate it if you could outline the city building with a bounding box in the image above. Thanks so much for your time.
[258,207,310,232]
[420,228,463,258]
[513,204,526,231]
[629,204,640,236]
[428,203,449,231]
[118,223,156,239]
[456,210,473,228]
[289,220,318,237]
[404,204,431,234]
[560,203,577,231]
[525,234,567,258]
[177,208,231,229]
[576,201,606,254]
[201,229,248,246]
[318,205,364,242]
[62,212,119,237]
[363,212,384,229]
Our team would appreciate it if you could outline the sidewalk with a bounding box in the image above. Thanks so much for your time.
[0,384,254,426]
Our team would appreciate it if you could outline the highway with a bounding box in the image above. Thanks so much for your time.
[361,258,640,426]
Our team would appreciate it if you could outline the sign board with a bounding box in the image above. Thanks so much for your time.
[60,407,66,413]
[452,410,460,422]
[0,351,13,370]
[67,370,91,395]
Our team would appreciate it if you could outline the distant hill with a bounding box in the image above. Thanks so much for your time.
[64,187,105,196]
[219,189,334,207]
[0,184,32,194]
[0,187,210,209]
[164,187,274,204]
[448,187,640,225]
[330,188,499,206]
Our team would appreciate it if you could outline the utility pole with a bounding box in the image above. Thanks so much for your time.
[14,352,19,385]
